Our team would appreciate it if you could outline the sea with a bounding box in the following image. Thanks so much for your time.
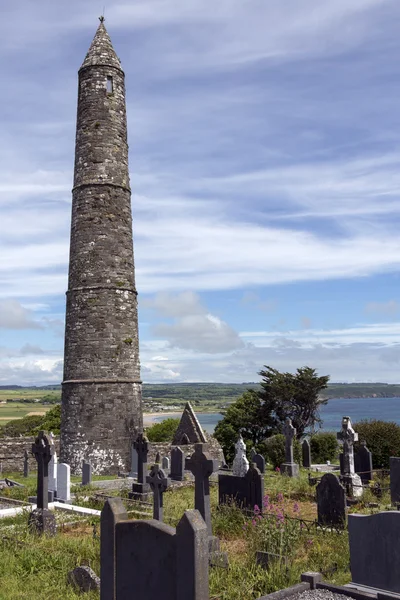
[153,396,400,434]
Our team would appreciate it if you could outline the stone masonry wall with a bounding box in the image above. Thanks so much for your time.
[0,437,60,473]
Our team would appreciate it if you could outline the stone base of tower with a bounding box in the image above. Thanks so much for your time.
[60,381,143,475]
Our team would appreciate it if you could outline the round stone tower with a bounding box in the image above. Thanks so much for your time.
[60,19,143,474]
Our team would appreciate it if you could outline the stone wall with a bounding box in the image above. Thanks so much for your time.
[0,437,60,473]
[0,435,224,473]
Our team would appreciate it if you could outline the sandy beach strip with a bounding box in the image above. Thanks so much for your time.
[143,412,182,427]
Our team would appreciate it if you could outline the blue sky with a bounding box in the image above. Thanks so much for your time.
[2,0,400,384]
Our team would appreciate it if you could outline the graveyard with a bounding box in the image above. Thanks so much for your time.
[0,412,398,600]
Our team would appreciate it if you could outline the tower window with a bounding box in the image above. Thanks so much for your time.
[106,76,113,93]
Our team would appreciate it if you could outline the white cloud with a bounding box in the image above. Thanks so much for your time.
[0,299,43,330]
[144,292,244,353]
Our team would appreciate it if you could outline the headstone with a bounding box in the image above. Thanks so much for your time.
[355,442,373,483]
[67,565,100,592]
[280,419,299,477]
[155,451,161,463]
[337,416,363,498]
[129,433,151,500]
[100,498,128,600]
[48,450,58,493]
[252,453,265,474]
[232,435,249,477]
[219,464,264,512]
[147,464,170,521]
[23,449,29,478]
[185,443,218,537]
[28,430,56,535]
[172,402,207,445]
[129,445,138,478]
[348,511,400,593]
[170,446,185,481]
[250,448,256,462]
[82,460,92,486]
[302,439,311,468]
[162,456,170,471]
[114,510,209,600]
[316,473,346,527]
[390,457,400,505]
[57,463,71,502]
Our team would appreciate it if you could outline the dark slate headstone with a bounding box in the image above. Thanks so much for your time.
[250,448,256,462]
[219,464,264,512]
[349,512,400,593]
[67,565,100,592]
[390,457,400,506]
[171,447,185,481]
[23,449,29,478]
[115,509,209,600]
[302,439,311,468]
[316,473,346,527]
[355,442,373,483]
[82,461,92,486]
[252,453,265,474]
[155,451,161,463]
[100,498,128,600]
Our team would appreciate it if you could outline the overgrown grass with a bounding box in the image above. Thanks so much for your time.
[1,468,386,600]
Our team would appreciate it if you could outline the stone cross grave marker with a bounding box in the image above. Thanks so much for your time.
[82,460,92,486]
[130,433,151,500]
[302,439,311,468]
[57,463,71,502]
[232,435,249,477]
[147,463,170,521]
[162,456,170,471]
[23,449,29,478]
[29,430,56,535]
[134,433,149,484]
[280,419,299,477]
[185,443,218,536]
[337,416,363,497]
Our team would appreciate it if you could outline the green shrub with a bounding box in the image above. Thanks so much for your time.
[353,419,400,468]
[146,418,180,442]
[263,434,302,469]
[310,432,338,463]
[0,405,61,438]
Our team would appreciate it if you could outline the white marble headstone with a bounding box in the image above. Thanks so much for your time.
[232,435,249,477]
[57,463,71,502]
[48,451,58,493]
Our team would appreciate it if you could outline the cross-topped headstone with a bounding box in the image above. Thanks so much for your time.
[146,464,170,521]
[133,433,149,484]
[28,431,56,535]
[337,416,358,475]
[283,419,296,464]
[185,443,218,535]
[31,430,53,509]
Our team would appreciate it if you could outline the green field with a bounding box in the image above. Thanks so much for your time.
[0,402,53,424]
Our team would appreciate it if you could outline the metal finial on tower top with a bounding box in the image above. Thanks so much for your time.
[99,15,105,23]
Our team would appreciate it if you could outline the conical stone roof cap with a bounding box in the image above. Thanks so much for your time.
[80,21,122,71]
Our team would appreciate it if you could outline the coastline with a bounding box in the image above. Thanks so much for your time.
[143,411,182,427]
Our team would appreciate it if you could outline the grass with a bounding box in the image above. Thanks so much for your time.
[0,467,390,600]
